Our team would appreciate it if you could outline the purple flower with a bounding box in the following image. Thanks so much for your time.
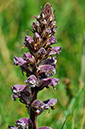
[32,21,41,33]
[45,36,57,48]
[31,100,46,115]
[11,84,27,93]
[25,35,34,44]
[43,99,57,110]
[31,99,57,115]
[42,56,57,68]
[37,65,56,78]
[14,54,35,76]
[41,27,52,38]
[52,27,56,33]
[23,53,35,64]
[15,118,33,128]
[49,47,62,55]
[14,56,26,66]
[25,75,37,88]
[39,78,59,90]
[33,32,41,41]
[36,47,46,59]
[24,35,34,53]
[11,84,32,105]
[50,21,56,28]
[8,126,18,129]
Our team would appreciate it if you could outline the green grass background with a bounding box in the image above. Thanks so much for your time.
[0,0,85,128]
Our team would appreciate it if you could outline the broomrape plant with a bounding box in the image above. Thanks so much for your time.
[8,2,61,129]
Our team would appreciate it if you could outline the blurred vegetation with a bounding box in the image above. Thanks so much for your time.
[0,0,85,129]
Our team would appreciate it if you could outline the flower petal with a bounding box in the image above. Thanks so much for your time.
[24,35,34,51]
[37,65,56,78]
[16,118,32,128]
[42,56,57,68]
[11,84,26,93]
[25,75,37,87]
[8,126,18,129]
[11,84,32,105]
[39,78,59,90]
[23,52,35,63]
[25,35,34,44]
[33,32,41,43]
[45,36,57,48]
[49,47,62,55]
[14,56,26,66]
[43,99,57,109]
[31,100,46,115]
[36,47,46,59]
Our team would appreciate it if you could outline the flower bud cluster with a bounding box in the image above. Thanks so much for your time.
[9,2,61,129]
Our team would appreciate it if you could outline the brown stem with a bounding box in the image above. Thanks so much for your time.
[29,88,37,129]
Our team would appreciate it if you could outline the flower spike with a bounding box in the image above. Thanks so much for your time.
[9,2,61,129]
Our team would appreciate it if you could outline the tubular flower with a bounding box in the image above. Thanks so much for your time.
[9,2,61,129]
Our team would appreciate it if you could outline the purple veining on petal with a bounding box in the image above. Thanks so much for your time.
[42,56,57,68]
[14,56,26,66]
[44,99,57,107]
[11,84,32,105]
[49,47,62,55]
[31,100,46,115]
[24,35,34,51]
[25,35,34,44]
[43,99,57,110]
[36,47,46,58]
[16,118,32,128]
[12,84,26,93]
[23,52,35,63]
[39,78,59,89]
[47,78,59,89]
[45,36,57,48]
[25,75,37,87]
[51,21,56,28]
[48,36,57,44]
[46,28,51,34]
[34,32,40,39]
[41,27,52,38]
[32,100,45,109]
[37,65,56,78]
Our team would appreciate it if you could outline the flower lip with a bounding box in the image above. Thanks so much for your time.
[8,126,18,129]
[12,84,26,93]
[11,84,32,104]
[37,65,56,78]
[25,35,34,43]
[25,75,37,88]
[14,56,26,66]
[36,47,46,59]
[42,56,57,68]
[49,46,62,55]
[15,118,32,128]
[23,52,35,63]
[39,78,59,90]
